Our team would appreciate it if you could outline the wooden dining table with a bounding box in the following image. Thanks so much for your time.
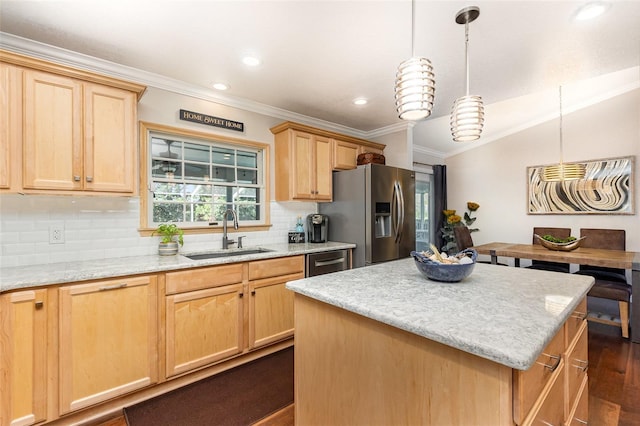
[473,242,640,343]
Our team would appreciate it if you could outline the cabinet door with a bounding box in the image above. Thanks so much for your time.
[529,366,565,426]
[1,63,22,190]
[83,83,136,193]
[23,70,83,190]
[568,376,588,426]
[249,275,300,349]
[333,139,359,171]
[165,284,244,377]
[58,275,158,414]
[0,289,48,426]
[566,323,588,419]
[314,135,333,200]
[291,130,314,199]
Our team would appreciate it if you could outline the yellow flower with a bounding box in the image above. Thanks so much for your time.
[443,209,456,217]
[447,214,462,225]
[467,202,480,211]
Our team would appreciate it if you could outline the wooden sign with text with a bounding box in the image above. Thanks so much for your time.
[179,109,244,132]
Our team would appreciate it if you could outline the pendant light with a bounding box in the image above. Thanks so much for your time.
[542,86,586,181]
[394,0,436,121]
[450,6,484,142]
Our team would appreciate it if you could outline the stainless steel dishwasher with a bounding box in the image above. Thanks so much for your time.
[306,249,351,277]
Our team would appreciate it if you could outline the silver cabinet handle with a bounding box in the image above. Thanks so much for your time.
[575,418,588,424]
[73,175,81,182]
[572,310,588,321]
[573,358,588,372]
[99,283,127,291]
[539,354,561,372]
[86,176,93,182]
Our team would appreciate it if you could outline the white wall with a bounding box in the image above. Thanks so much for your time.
[445,89,640,255]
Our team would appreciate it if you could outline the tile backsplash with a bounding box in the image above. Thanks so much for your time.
[0,194,316,268]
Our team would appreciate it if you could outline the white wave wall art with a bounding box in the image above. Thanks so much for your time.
[527,156,635,215]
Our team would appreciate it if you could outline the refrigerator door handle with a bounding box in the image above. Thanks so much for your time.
[393,181,402,243]
[397,181,405,243]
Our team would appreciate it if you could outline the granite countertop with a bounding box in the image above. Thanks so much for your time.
[0,241,355,292]
[286,258,594,371]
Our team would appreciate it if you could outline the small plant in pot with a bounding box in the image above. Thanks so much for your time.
[154,223,184,256]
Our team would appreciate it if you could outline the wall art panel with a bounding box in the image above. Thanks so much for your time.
[527,156,635,214]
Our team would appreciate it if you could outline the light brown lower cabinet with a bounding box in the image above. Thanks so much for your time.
[58,275,159,414]
[0,255,302,425]
[0,289,48,426]
[165,283,245,377]
[248,256,304,349]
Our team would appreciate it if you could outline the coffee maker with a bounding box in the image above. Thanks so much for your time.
[306,214,328,243]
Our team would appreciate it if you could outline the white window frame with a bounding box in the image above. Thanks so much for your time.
[139,122,270,233]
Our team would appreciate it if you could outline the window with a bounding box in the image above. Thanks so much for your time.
[415,171,434,252]
[141,123,269,230]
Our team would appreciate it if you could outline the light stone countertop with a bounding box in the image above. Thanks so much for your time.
[286,258,594,371]
[0,241,354,292]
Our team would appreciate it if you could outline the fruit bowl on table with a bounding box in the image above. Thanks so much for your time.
[410,249,478,283]
[534,234,587,252]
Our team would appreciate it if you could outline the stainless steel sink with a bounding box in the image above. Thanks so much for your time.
[184,248,274,261]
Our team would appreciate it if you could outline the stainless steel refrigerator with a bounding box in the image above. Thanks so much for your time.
[319,163,415,268]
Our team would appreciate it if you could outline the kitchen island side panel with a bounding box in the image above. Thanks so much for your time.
[293,294,513,426]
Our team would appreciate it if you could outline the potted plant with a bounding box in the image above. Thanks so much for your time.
[153,223,184,256]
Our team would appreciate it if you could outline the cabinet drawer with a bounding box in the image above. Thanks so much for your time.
[249,255,304,280]
[165,263,244,294]
[513,326,565,424]
[565,297,587,348]
[566,322,588,413]
[527,362,565,426]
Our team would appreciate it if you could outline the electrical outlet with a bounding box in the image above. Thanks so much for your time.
[49,225,65,244]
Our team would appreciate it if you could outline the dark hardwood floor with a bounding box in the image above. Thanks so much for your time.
[588,323,640,426]
[100,325,639,426]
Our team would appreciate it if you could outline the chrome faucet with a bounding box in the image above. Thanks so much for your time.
[222,208,239,249]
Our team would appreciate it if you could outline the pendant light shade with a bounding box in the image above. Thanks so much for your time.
[394,0,435,121]
[542,86,586,182]
[395,57,436,120]
[451,6,484,142]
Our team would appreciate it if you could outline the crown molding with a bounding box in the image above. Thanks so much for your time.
[0,32,384,139]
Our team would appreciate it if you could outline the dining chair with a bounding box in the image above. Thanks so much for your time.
[527,227,571,273]
[574,228,631,338]
[453,226,507,265]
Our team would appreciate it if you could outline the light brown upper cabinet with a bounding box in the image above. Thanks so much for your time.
[271,121,385,201]
[1,50,146,195]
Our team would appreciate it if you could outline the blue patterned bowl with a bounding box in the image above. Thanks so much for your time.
[410,249,478,283]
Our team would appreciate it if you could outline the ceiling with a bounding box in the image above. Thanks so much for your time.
[1,1,639,158]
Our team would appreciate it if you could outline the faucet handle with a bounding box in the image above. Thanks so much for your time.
[237,236,246,249]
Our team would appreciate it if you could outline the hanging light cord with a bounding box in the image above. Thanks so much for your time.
[464,22,470,96]
[411,0,416,56]
[558,86,564,165]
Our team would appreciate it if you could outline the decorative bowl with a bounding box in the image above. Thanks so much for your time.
[534,234,587,252]
[410,249,478,283]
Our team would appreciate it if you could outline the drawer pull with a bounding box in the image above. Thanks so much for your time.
[73,175,81,182]
[541,354,561,372]
[35,301,44,309]
[572,310,588,321]
[315,257,345,267]
[573,358,588,372]
[86,176,93,183]
[575,418,588,424]
[99,283,127,291]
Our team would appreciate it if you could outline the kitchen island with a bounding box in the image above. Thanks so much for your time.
[286,258,594,425]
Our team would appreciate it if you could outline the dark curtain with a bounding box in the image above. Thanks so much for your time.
[433,165,447,251]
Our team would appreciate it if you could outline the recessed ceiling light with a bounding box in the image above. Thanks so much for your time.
[213,83,229,91]
[574,1,610,20]
[242,56,261,67]
[353,98,368,106]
